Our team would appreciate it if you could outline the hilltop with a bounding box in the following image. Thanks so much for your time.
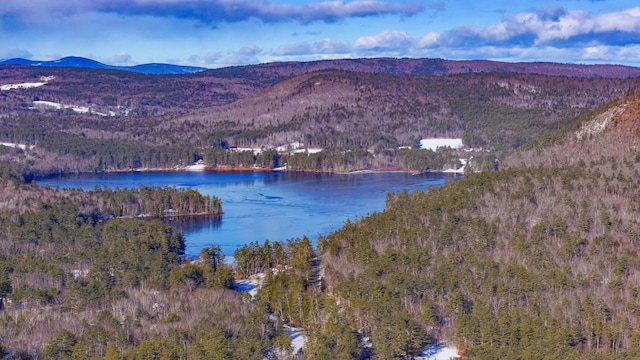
[205,57,640,79]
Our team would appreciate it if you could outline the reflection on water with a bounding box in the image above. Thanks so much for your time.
[39,171,455,256]
[168,214,223,233]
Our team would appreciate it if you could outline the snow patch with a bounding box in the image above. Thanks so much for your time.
[418,343,460,360]
[284,325,307,355]
[233,274,264,298]
[291,148,323,154]
[32,100,109,116]
[233,273,307,354]
[442,167,464,174]
[276,141,303,152]
[0,82,47,91]
[419,138,463,151]
[233,147,264,155]
[185,161,206,171]
[0,142,35,150]
[33,100,63,109]
[275,141,323,155]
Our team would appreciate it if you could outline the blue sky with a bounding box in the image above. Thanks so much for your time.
[2,1,640,68]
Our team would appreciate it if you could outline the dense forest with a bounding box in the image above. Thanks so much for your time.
[0,164,319,358]
[318,165,640,358]
[305,90,640,358]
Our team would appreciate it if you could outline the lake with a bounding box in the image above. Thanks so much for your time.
[38,171,455,257]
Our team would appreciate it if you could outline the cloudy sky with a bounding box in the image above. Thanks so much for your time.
[2,0,640,68]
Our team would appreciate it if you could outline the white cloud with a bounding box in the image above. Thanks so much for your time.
[582,45,609,59]
[533,10,593,44]
[410,6,640,54]
[314,38,352,54]
[416,32,441,48]
[274,42,313,56]
[494,6,640,46]
[203,52,222,64]
[112,51,132,65]
[218,45,264,66]
[594,7,640,33]
[353,30,413,51]
[613,45,640,64]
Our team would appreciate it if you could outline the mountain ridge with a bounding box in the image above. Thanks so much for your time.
[4,55,640,77]
[0,56,207,75]
[3,61,640,158]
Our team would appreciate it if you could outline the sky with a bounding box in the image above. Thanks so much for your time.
[2,0,640,68]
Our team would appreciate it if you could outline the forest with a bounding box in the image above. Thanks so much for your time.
[0,164,321,358]
[3,59,640,358]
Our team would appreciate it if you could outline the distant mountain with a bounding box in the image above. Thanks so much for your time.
[128,63,209,75]
[0,56,207,75]
[4,56,640,78]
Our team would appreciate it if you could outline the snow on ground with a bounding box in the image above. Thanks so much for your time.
[233,274,307,355]
[275,142,323,155]
[233,279,260,298]
[32,100,107,116]
[233,147,264,154]
[419,138,463,151]
[291,148,323,154]
[230,143,323,155]
[0,142,34,150]
[442,167,465,174]
[418,343,460,360]
[185,163,206,171]
[233,274,265,298]
[0,82,47,91]
[33,100,63,109]
[284,325,307,355]
[71,269,89,279]
[276,141,303,152]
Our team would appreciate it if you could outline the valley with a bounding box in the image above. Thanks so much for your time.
[2,57,640,359]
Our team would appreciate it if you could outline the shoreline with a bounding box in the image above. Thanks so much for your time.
[102,211,224,221]
[135,211,224,219]
[31,164,465,180]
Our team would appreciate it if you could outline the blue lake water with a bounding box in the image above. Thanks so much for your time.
[38,171,454,257]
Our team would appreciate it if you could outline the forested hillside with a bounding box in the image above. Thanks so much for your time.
[309,91,640,358]
[2,59,640,176]
[173,70,638,151]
